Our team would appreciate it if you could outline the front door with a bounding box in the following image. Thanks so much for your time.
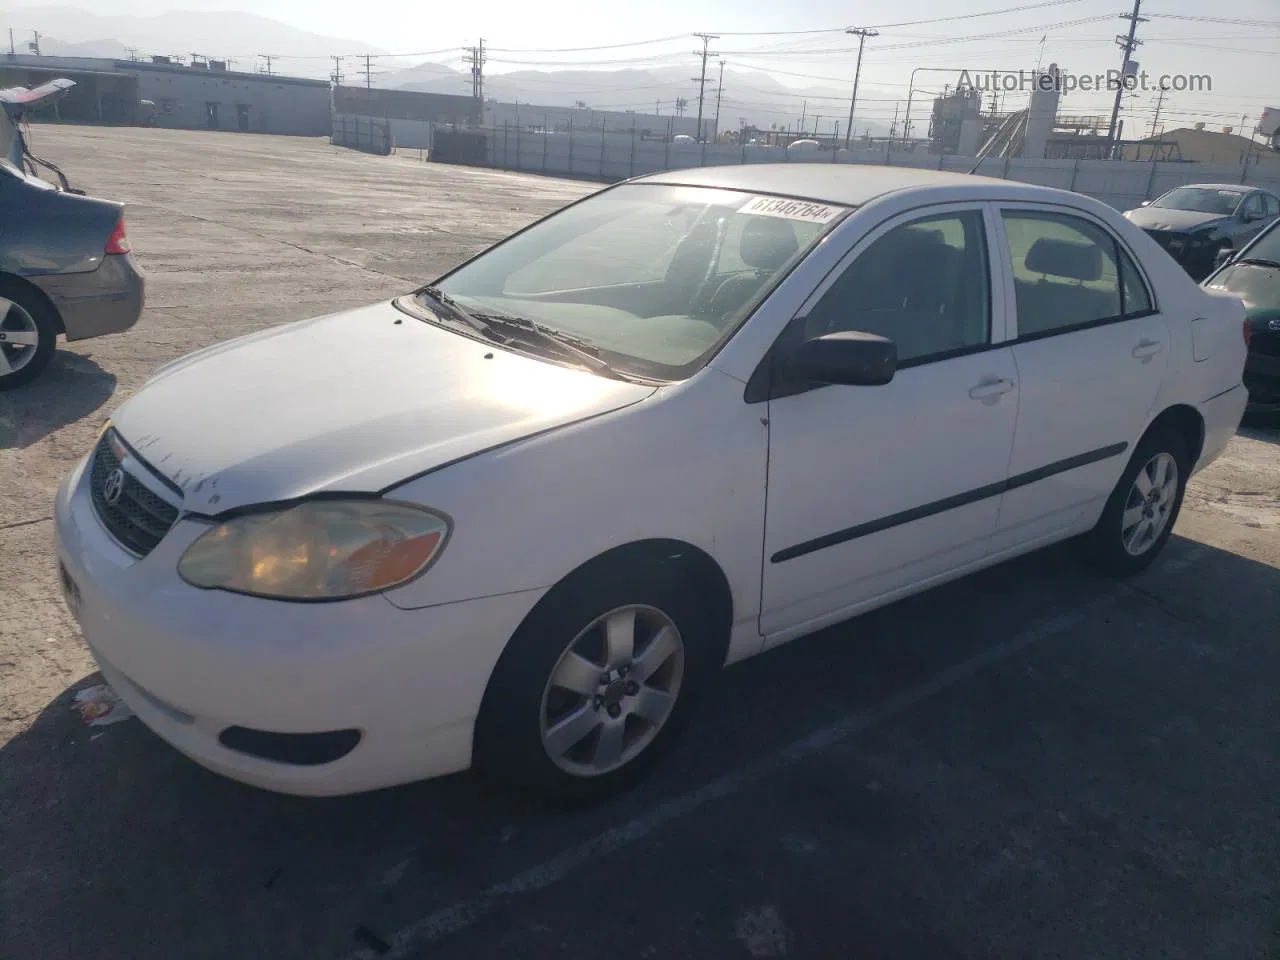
[760,205,1019,641]
[989,205,1170,552]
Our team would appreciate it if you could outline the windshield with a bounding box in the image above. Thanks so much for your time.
[427,183,845,380]
[1151,187,1245,216]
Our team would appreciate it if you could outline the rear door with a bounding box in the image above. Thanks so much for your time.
[989,204,1169,554]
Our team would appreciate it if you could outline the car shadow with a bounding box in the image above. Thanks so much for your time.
[1239,408,1280,442]
[0,351,117,449]
[2,534,1278,960]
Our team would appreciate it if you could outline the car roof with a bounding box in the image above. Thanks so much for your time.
[1171,183,1252,192]
[631,163,1071,208]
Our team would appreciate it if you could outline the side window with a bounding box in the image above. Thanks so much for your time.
[1244,194,1266,219]
[1118,247,1152,315]
[1264,194,1280,219]
[1002,211,1122,338]
[804,210,990,365]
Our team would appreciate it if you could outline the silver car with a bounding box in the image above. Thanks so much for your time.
[0,79,144,390]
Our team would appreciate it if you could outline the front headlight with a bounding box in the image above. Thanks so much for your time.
[177,499,451,600]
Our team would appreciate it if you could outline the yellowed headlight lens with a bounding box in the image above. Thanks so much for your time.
[177,500,450,600]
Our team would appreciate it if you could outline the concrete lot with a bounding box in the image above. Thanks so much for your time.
[1,126,1278,960]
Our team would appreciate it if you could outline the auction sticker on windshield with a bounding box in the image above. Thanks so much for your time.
[738,195,846,224]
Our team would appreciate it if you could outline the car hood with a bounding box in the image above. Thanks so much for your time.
[111,302,656,515]
[1127,206,1229,232]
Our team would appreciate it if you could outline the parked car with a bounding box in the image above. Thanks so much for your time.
[1123,183,1280,281]
[0,79,144,390]
[1203,215,1280,412]
[55,166,1248,801]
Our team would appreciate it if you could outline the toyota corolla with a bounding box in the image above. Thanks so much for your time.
[55,166,1249,801]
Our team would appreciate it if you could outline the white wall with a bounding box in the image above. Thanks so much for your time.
[478,127,1280,210]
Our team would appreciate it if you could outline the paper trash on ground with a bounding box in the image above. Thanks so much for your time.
[72,684,135,727]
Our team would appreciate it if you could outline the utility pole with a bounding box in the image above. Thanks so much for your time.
[843,27,878,149]
[9,29,14,56]
[1106,0,1145,151]
[466,40,486,100]
[692,33,719,143]
[330,55,344,86]
[1147,82,1168,139]
[29,30,40,56]
[713,60,725,142]
[260,54,273,75]
[358,53,377,90]
[800,99,807,133]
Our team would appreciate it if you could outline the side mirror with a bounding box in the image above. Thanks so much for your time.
[1213,247,1237,270]
[786,331,897,386]
[1139,199,1151,207]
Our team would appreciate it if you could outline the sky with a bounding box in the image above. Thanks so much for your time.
[7,0,1280,136]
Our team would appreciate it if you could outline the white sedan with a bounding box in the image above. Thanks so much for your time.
[54,166,1249,801]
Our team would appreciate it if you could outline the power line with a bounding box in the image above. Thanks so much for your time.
[485,34,687,53]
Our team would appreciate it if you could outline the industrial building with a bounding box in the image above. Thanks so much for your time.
[0,52,331,135]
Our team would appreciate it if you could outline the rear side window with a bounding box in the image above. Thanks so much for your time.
[1264,194,1280,218]
[1002,211,1126,338]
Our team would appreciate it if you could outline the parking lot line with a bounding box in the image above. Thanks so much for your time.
[342,543,1208,960]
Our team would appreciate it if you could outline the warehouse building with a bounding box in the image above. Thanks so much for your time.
[0,52,331,136]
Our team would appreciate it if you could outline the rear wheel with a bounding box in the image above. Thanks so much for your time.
[474,568,717,803]
[0,278,59,390]
[1075,425,1189,576]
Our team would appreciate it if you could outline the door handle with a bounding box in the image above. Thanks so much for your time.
[968,377,1015,400]
[1132,339,1164,359]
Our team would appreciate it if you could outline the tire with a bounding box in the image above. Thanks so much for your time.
[1075,425,1190,576]
[0,277,59,390]
[473,567,719,804]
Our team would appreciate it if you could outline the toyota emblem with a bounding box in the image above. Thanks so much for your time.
[1269,318,1280,332]
[102,467,126,506]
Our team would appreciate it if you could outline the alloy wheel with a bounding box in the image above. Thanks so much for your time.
[539,604,685,777]
[1121,451,1179,556]
[0,298,41,376]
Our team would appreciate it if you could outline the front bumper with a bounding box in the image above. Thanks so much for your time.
[32,252,145,342]
[53,454,545,796]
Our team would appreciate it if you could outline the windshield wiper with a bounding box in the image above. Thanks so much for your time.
[416,286,500,339]
[472,312,625,378]
[1233,257,1280,270]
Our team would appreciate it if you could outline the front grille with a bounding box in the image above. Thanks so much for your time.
[89,431,180,557]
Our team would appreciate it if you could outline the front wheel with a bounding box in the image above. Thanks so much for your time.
[474,569,717,803]
[1075,426,1190,576]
